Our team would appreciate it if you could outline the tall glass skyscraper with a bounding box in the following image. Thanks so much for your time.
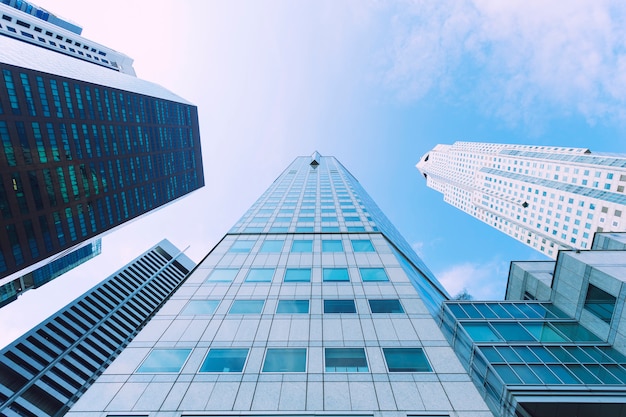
[417,142,626,258]
[0,2,204,304]
[65,153,493,416]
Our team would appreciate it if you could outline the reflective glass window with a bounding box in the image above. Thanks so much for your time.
[245,268,275,282]
[284,268,311,282]
[323,268,349,282]
[383,348,431,372]
[369,299,404,313]
[322,240,343,252]
[229,300,264,314]
[181,300,219,315]
[229,240,254,253]
[324,299,356,313]
[276,300,309,314]
[462,323,501,342]
[200,348,248,372]
[325,348,368,372]
[262,348,306,372]
[260,240,284,252]
[137,349,191,373]
[291,240,313,252]
[359,268,388,282]
[351,239,375,252]
[206,268,238,282]
[584,284,616,323]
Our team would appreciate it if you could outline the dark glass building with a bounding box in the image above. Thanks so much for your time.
[0,3,204,301]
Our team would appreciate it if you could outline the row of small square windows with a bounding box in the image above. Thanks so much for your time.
[182,298,404,315]
[137,346,432,374]
[207,267,389,283]
[229,238,375,253]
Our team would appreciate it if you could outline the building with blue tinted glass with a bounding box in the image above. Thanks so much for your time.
[66,153,493,416]
[0,239,194,417]
[441,232,626,417]
[0,3,204,304]
[417,142,626,258]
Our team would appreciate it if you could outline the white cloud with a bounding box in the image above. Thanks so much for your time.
[383,0,626,126]
[436,258,510,300]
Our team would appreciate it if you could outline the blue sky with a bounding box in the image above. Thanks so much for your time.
[2,0,626,347]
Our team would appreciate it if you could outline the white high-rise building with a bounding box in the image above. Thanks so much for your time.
[65,152,493,417]
[417,142,626,258]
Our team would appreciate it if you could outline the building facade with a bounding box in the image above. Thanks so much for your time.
[66,153,492,416]
[0,239,195,417]
[440,232,626,417]
[0,2,204,301]
[417,142,626,258]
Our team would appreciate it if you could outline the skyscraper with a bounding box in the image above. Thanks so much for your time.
[0,239,195,417]
[417,142,626,258]
[0,2,204,303]
[66,152,492,416]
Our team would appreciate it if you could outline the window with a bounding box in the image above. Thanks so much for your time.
[322,240,343,252]
[383,348,431,372]
[351,239,375,252]
[324,299,356,313]
[276,300,309,314]
[360,268,389,282]
[291,240,313,252]
[200,348,248,372]
[260,240,284,252]
[229,240,254,253]
[584,284,616,323]
[369,299,404,313]
[181,300,219,315]
[206,268,238,282]
[262,348,306,372]
[325,348,368,372]
[137,349,191,373]
[284,268,311,282]
[245,268,275,282]
[229,300,264,314]
[323,268,350,282]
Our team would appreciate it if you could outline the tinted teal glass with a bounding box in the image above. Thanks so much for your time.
[200,348,248,372]
[323,268,349,282]
[351,239,375,252]
[325,348,368,372]
[277,300,309,313]
[229,300,264,314]
[321,226,340,232]
[262,348,307,372]
[229,240,254,253]
[348,226,366,232]
[360,268,388,282]
[296,226,314,232]
[260,240,284,252]
[245,268,275,282]
[181,300,219,315]
[324,299,356,313]
[137,349,191,373]
[291,240,313,252]
[369,299,404,313]
[383,348,431,372]
[284,268,311,282]
[207,268,239,282]
[322,240,343,252]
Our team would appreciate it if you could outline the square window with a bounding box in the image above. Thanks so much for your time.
[181,300,219,315]
[584,284,616,323]
[325,348,368,372]
[284,268,311,282]
[369,299,404,313]
[206,268,238,282]
[137,349,191,373]
[262,348,307,372]
[383,348,431,372]
[291,240,313,252]
[360,268,388,282]
[229,240,254,253]
[260,240,284,252]
[276,300,310,314]
[245,268,275,282]
[229,300,264,314]
[323,268,350,282]
[351,239,375,252]
[322,240,343,252]
[324,299,356,313]
[200,348,248,372]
